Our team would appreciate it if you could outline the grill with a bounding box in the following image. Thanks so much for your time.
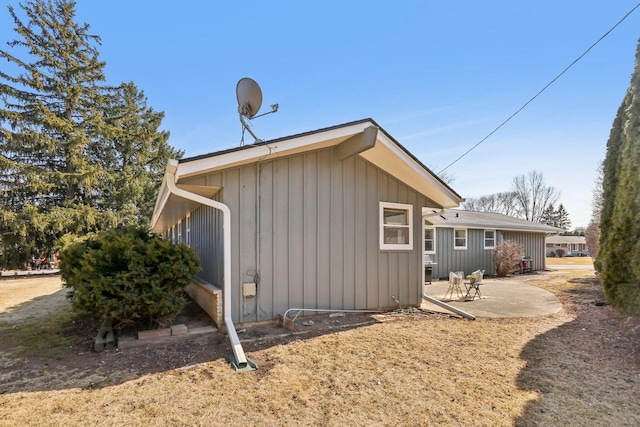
[520,256,533,274]
[424,255,438,284]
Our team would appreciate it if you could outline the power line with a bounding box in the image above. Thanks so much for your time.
[439,2,640,174]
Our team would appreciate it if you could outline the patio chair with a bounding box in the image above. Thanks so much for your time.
[444,271,464,300]
[465,269,485,300]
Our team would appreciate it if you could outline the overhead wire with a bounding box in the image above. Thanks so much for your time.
[438,2,640,174]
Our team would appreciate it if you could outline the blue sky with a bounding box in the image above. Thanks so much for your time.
[2,1,640,228]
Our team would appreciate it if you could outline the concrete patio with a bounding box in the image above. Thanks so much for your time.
[421,274,562,318]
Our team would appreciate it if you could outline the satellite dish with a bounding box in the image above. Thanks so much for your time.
[235,78,279,145]
[236,78,263,119]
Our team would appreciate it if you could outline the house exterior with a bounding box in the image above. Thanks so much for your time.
[545,235,588,256]
[424,209,562,279]
[151,119,463,327]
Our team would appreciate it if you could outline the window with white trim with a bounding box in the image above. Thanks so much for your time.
[424,226,436,254]
[454,228,467,250]
[185,214,191,245]
[379,202,413,250]
[177,220,182,243]
[484,230,496,249]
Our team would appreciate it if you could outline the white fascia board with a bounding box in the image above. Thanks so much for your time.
[176,121,374,181]
[429,223,558,234]
[422,212,446,229]
[150,171,171,232]
[360,133,461,208]
[151,161,224,234]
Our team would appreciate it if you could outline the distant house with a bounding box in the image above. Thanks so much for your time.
[545,235,588,256]
[151,119,463,327]
[424,209,562,279]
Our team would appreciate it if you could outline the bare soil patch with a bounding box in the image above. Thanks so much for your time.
[0,270,639,426]
[0,276,388,394]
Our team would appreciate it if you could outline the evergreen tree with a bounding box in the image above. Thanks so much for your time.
[0,1,179,267]
[596,38,640,316]
[99,82,182,227]
[0,0,108,266]
[555,203,570,230]
[0,0,106,210]
[540,203,556,226]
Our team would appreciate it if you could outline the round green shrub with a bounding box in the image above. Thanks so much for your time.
[59,226,200,328]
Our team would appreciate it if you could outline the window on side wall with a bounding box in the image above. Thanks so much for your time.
[484,229,496,249]
[380,202,413,250]
[454,228,467,250]
[186,214,191,245]
[424,226,436,254]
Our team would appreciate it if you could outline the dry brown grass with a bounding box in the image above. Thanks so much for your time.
[0,275,63,312]
[546,256,594,266]
[1,270,639,426]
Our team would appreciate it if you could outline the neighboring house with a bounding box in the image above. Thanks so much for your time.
[545,235,588,256]
[151,119,463,327]
[424,209,562,279]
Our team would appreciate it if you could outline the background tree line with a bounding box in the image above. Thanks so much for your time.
[0,0,181,268]
[461,170,568,229]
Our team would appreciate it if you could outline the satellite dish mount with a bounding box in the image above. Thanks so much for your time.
[236,77,278,145]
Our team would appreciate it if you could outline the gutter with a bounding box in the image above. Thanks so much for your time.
[162,159,252,371]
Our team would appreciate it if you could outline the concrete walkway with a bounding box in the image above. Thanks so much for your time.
[0,268,60,279]
[421,274,562,318]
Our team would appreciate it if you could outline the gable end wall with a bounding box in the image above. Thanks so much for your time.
[185,146,434,323]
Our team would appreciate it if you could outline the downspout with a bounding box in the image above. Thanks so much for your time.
[422,208,475,320]
[255,163,261,322]
[422,294,475,320]
[163,160,251,369]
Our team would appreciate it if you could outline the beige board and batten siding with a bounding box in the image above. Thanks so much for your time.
[181,146,434,324]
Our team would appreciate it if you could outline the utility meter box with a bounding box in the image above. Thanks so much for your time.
[243,282,257,297]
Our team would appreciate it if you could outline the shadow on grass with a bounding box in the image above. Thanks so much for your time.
[514,279,640,425]
[0,291,387,394]
[567,276,601,286]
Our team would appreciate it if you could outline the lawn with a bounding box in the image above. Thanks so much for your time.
[0,268,638,426]
[546,256,594,266]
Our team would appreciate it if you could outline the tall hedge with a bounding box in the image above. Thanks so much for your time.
[59,226,200,328]
[595,38,640,316]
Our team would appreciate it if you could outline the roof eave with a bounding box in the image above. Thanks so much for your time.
[174,119,462,209]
